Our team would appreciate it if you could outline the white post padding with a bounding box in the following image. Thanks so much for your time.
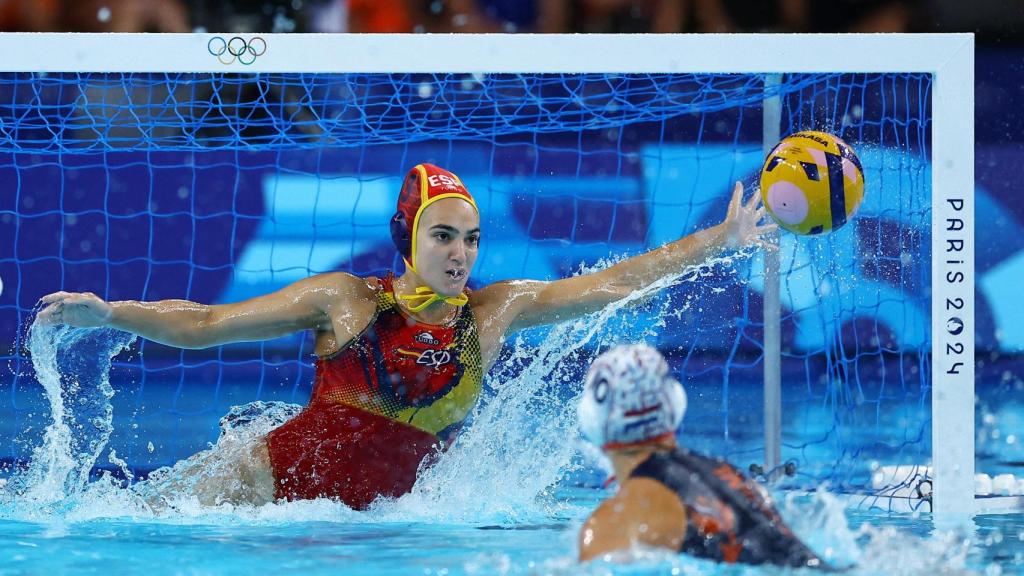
[930,36,976,518]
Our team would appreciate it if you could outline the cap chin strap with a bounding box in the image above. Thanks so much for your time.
[398,259,468,312]
[398,286,468,313]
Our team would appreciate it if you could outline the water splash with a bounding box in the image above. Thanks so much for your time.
[1,323,135,514]
[4,252,737,514]
[375,254,733,524]
[134,400,303,511]
[779,489,975,575]
[1,251,735,525]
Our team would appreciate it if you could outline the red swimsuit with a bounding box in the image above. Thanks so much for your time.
[265,274,483,509]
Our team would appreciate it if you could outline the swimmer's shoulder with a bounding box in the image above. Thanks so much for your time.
[580,477,687,560]
[303,271,379,305]
[616,476,688,522]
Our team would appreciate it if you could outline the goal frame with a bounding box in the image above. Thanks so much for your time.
[0,32,978,517]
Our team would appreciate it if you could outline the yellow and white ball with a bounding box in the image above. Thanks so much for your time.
[759,131,865,235]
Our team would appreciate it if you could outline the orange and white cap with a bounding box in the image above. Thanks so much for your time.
[578,344,687,450]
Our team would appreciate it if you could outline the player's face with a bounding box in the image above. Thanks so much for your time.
[415,198,480,296]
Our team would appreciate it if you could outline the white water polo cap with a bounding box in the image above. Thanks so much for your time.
[578,344,687,450]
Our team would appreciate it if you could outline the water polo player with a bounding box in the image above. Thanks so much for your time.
[37,163,775,509]
[576,344,828,569]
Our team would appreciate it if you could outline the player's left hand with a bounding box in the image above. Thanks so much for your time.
[721,181,777,250]
[36,291,113,327]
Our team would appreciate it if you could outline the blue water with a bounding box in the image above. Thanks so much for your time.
[0,514,581,575]
[0,487,1020,575]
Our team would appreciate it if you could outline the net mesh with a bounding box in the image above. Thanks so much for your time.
[0,71,932,499]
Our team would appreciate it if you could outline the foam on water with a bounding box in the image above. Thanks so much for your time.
[778,490,975,574]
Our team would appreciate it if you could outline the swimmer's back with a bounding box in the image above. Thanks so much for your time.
[630,448,824,568]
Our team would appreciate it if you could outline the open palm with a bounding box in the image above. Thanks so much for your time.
[722,181,777,250]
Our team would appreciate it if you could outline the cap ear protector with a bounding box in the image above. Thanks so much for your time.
[578,344,687,450]
[389,210,412,263]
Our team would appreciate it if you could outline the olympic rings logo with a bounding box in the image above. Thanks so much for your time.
[207,36,267,65]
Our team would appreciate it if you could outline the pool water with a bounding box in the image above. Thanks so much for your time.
[0,486,1019,575]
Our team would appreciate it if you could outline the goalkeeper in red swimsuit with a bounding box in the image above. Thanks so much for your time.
[37,163,775,509]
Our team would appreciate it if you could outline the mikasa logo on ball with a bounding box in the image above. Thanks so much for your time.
[791,131,832,147]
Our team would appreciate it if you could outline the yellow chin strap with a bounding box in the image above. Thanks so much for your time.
[398,286,469,313]
[399,256,469,313]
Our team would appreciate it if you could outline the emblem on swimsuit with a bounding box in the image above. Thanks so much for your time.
[415,349,453,369]
[414,331,441,346]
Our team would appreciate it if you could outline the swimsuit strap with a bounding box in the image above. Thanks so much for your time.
[376,274,398,312]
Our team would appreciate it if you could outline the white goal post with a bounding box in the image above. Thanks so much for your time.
[0,32,980,517]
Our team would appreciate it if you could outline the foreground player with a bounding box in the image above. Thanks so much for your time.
[576,344,826,568]
[38,164,774,509]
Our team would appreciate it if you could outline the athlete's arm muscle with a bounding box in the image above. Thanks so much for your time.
[578,477,688,562]
[484,182,773,333]
[38,272,367,349]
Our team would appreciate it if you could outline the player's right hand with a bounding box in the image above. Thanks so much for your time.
[37,291,113,328]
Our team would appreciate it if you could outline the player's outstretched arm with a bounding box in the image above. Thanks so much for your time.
[37,272,363,349]
[492,182,775,332]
